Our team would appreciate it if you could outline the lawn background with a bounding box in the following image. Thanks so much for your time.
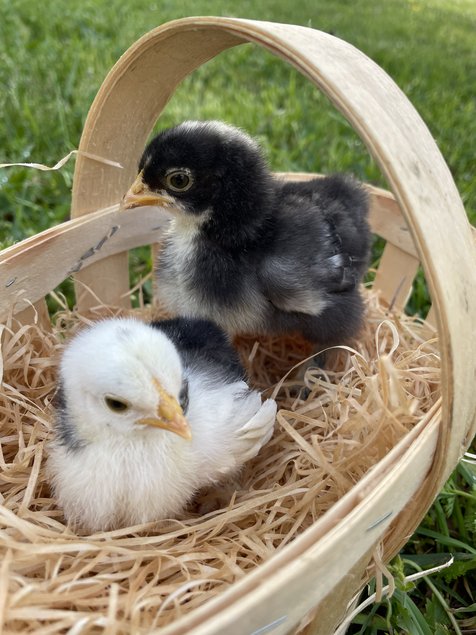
[0,0,475,632]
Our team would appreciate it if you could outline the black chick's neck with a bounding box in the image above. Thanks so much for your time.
[200,166,277,253]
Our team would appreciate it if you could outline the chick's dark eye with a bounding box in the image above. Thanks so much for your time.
[105,396,130,413]
[165,169,193,192]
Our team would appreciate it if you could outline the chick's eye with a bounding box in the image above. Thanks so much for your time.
[165,169,193,192]
[105,396,130,413]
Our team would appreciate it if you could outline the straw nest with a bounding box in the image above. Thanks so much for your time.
[0,287,440,633]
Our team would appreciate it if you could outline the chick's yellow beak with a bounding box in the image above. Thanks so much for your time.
[136,379,191,440]
[121,171,175,210]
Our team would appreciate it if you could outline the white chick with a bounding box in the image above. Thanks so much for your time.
[47,317,276,533]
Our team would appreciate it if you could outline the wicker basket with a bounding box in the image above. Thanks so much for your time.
[1,17,475,635]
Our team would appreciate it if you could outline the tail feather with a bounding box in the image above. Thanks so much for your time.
[233,398,277,463]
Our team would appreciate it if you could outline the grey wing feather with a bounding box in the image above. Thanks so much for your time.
[258,175,371,317]
[259,255,328,316]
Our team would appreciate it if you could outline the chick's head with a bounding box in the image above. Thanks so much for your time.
[122,120,273,224]
[57,319,191,446]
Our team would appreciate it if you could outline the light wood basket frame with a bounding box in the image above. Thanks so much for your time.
[1,17,475,635]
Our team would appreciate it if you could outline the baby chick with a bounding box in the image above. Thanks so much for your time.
[47,317,276,533]
[123,121,371,349]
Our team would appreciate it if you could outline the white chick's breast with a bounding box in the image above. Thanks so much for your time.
[47,431,200,533]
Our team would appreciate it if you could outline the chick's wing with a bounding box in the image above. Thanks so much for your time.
[258,253,330,316]
[257,175,370,317]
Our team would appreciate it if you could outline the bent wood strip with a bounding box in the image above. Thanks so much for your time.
[300,551,373,635]
[0,205,170,321]
[425,304,438,329]
[75,253,131,311]
[0,183,406,321]
[158,412,440,635]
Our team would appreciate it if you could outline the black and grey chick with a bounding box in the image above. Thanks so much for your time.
[123,121,371,348]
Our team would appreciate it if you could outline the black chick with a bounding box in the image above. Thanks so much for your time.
[123,121,371,348]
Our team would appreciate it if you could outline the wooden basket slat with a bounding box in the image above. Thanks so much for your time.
[425,304,438,330]
[300,551,374,635]
[0,184,413,322]
[0,205,170,322]
[367,186,417,257]
[74,252,131,310]
[14,300,52,332]
[372,242,420,311]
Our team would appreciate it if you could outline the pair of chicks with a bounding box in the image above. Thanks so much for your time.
[48,121,371,533]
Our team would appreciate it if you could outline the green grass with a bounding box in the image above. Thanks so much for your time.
[1,0,475,631]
